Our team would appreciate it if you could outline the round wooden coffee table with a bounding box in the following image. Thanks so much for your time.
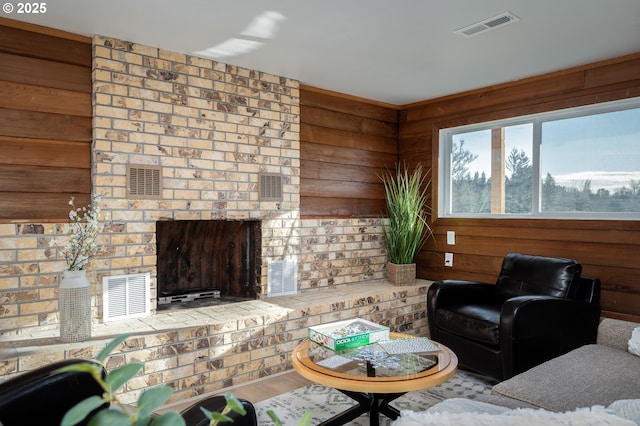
[292,332,458,426]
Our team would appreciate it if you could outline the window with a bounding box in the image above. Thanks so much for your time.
[439,98,640,219]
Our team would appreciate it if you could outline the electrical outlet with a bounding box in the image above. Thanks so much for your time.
[445,252,453,267]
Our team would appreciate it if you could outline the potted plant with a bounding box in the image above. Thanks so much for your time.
[50,193,103,342]
[379,163,432,285]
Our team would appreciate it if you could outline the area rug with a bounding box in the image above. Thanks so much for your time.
[255,370,494,425]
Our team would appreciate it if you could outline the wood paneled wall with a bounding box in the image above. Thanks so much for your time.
[0,19,91,221]
[400,52,640,321]
[300,87,399,217]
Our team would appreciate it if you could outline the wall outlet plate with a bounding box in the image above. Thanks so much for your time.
[445,252,454,267]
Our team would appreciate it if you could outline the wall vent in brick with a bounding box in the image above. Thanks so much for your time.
[267,259,297,296]
[259,173,283,201]
[103,272,150,322]
[127,164,162,199]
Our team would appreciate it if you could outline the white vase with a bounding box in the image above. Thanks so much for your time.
[59,269,92,342]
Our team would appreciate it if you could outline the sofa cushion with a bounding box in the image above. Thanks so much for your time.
[475,393,539,410]
[597,318,638,350]
[492,344,640,412]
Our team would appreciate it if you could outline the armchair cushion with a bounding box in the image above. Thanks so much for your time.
[436,303,502,346]
[495,253,582,299]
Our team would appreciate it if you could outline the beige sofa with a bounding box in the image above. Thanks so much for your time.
[393,318,640,425]
[486,318,640,411]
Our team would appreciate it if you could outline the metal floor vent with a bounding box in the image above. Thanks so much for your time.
[103,273,150,322]
[455,12,520,38]
[268,259,297,297]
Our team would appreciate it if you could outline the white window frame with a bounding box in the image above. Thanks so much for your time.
[438,97,640,220]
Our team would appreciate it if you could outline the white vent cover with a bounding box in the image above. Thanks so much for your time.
[455,12,520,38]
[103,273,150,322]
[267,259,297,297]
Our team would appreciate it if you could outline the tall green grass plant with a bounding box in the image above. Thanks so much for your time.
[379,163,432,264]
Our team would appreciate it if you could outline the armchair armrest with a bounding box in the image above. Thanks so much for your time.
[499,295,600,377]
[427,280,499,340]
[0,359,107,426]
[428,280,498,308]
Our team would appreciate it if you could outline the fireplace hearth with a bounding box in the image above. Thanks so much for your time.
[156,220,261,310]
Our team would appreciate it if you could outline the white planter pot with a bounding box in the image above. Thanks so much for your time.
[59,270,92,342]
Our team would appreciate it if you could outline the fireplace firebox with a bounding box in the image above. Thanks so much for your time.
[156,220,260,309]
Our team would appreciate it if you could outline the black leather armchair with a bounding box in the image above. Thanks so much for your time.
[0,358,257,426]
[427,252,601,381]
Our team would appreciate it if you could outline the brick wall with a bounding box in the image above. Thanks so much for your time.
[92,35,301,315]
[0,36,389,336]
[298,218,387,289]
[0,282,429,403]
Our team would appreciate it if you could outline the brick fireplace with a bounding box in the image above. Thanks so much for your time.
[0,35,389,337]
[0,33,425,404]
[89,34,302,321]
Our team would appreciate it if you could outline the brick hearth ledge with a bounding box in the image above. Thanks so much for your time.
[0,280,431,404]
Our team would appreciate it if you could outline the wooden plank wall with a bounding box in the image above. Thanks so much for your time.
[300,87,399,217]
[0,19,92,221]
[400,52,640,321]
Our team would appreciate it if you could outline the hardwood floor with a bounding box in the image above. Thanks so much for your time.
[158,370,312,414]
[227,371,313,403]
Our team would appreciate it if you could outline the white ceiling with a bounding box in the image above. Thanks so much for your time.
[10,0,640,105]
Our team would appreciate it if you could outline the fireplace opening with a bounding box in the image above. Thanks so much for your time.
[156,220,260,310]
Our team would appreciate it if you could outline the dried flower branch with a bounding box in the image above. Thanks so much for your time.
[50,194,103,271]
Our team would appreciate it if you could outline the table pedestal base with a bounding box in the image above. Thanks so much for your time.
[318,390,405,426]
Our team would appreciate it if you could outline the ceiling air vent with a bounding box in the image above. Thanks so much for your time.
[259,172,283,201]
[455,12,520,38]
[127,164,162,199]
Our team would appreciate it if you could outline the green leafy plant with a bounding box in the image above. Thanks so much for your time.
[59,334,312,426]
[379,163,432,264]
[58,334,246,426]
